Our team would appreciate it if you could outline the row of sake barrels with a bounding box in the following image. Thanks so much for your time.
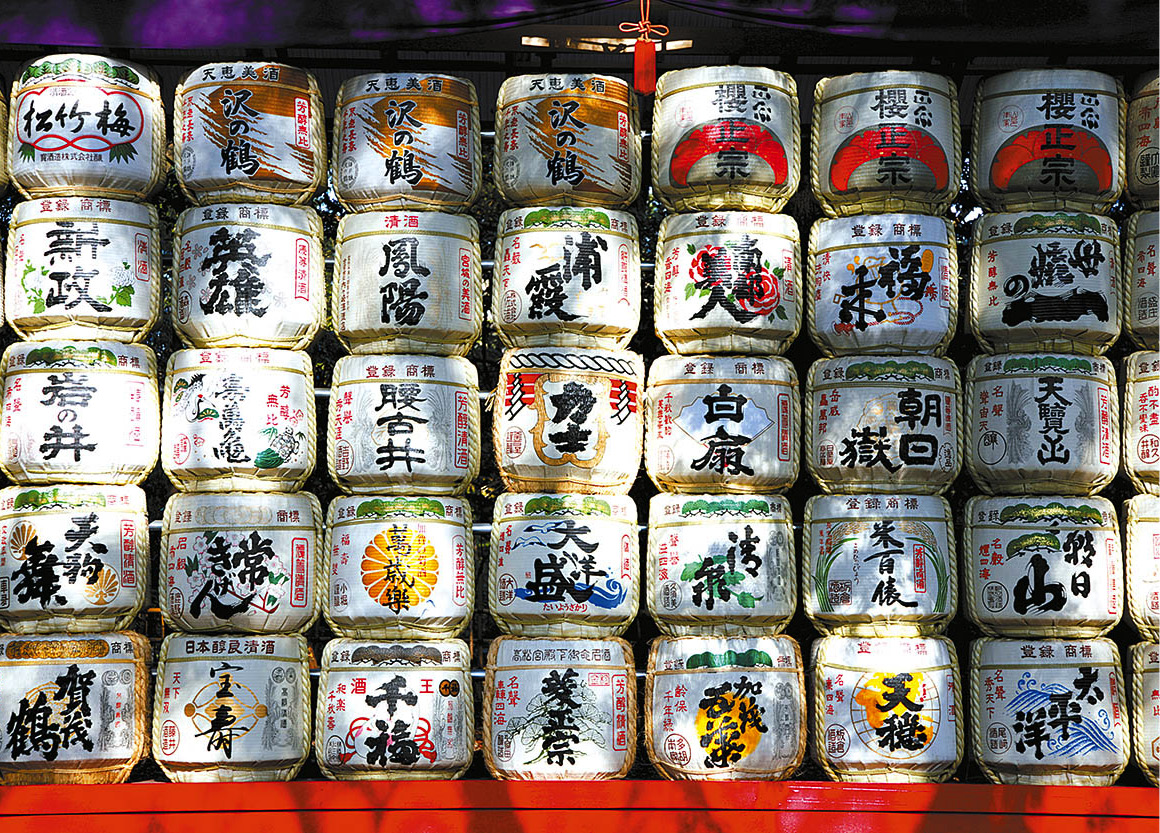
[3,199,1155,359]
[6,57,1156,214]
[1,343,1154,497]
[0,632,1153,785]
[1,485,1154,644]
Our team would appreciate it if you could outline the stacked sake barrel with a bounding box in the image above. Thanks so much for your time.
[484,72,644,780]
[314,72,485,780]
[150,60,328,781]
[963,69,1133,786]
[0,54,165,784]
[640,67,809,781]
[804,70,965,783]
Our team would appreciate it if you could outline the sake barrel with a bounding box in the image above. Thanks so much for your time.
[971,69,1126,212]
[5,197,160,342]
[803,494,955,636]
[965,353,1118,495]
[969,637,1128,785]
[484,636,635,779]
[812,635,962,782]
[324,495,473,639]
[332,211,482,356]
[969,210,1120,355]
[1127,71,1159,207]
[332,73,481,212]
[328,355,480,495]
[0,632,149,784]
[1123,210,1159,350]
[492,206,640,349]
[152,633,311,782]
[654,211,801,355]
[160,492,323,634]
[1124,351,1160,494]
[175,62,326,205]
[645,355,799,494]
[811,71,961,217]
[173,203,323,349]
[494,73,640,207]
[8,54,165,200]
[807,213,957,356]
[1130,641,1160,785]
[0,341,159,486]
[1126,495,1160,641]
[645,635,806,780]
[495,347,643,495]
[805,355,961,494]
[489,493,637,638]
[315,638,474,780]
[0,485,147,635]
[651,66,801,213]
[963,495,1121,638]
[162,348,315,493]
[647,494,795,636]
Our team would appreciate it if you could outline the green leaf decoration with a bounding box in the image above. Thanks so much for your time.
[194,407,220,421]
[686,244,696,254]
[110,285,134,307]
[736,592,760,609]
[723,570,747,586]
[679,561,701,581]
[254,448,285,469]
[775,306,788,320]
[18,143,35,162]
[108,142,138,163]
[684,283,696,300]
[267,573,288,586]
[183,555,198,576]
[259,426,279,438]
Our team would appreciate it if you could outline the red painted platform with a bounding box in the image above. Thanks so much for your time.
[0,781,1155,832]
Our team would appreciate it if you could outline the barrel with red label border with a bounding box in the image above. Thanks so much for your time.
[1124,350,1160,494]
[1130,641,1159,785]
[963,495,1122,638]
[332,211,482,356]
[331,72,481,212]
[5,197,160,342]
[174,62,325,205]
[970,636,1128,785]
[161,492,323,634]
[161,348,316,493]
[494,74,640,207]
[483,636,636,780]
[0,485,148,634]
[971,69,1126,213]
[654,211,801,355]
[0,341,159,486]
[1127,71,1159,208]
[173,203,323,349]
[1126,494,1160,641]
[965,352,1119,495]
[1123,210,1159,350]
[807,213,957,356]
[7,54,166,200]
[969,210,1120,355]
[646,635,806,780]
[651,66,800,213]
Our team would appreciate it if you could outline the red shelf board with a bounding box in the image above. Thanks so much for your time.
[0,781,1155,833]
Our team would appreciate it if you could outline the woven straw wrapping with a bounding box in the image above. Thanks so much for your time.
[322,496,475,639]
[330,73,481,212]
[970,69,1126,213]
[969,637,1129,785]
[1130,641,1160,785]
[483,635,636,779]
[152,633,311,782]
[331,212,483,357]
[1126,495,1160,641]
[174,62,326,206]
[171,204,324,349]
[805,215,958,357]
[314,638,475,780]
[0,486,149,634]
[811,635,963,782]
[161,348,316,493]
[644,635,807,780]
[1122,210,1160,350]
[0,632,151,785]
[488,493,639,637]
[651,66,801,214]
[802,494,956,637]
[810,71,961,218]
[159,492,324,634]
[7,54,167,201]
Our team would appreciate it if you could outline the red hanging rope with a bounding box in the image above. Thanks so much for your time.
[619,0,668,94]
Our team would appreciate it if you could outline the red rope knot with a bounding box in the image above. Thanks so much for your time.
[619,0,668,41]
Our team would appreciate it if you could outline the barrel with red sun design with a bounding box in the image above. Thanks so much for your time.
[652,66,800,213]
[811,71,960,217]
[971,69,1125,212]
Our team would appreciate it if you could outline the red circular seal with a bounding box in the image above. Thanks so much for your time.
[172,434,190,465]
